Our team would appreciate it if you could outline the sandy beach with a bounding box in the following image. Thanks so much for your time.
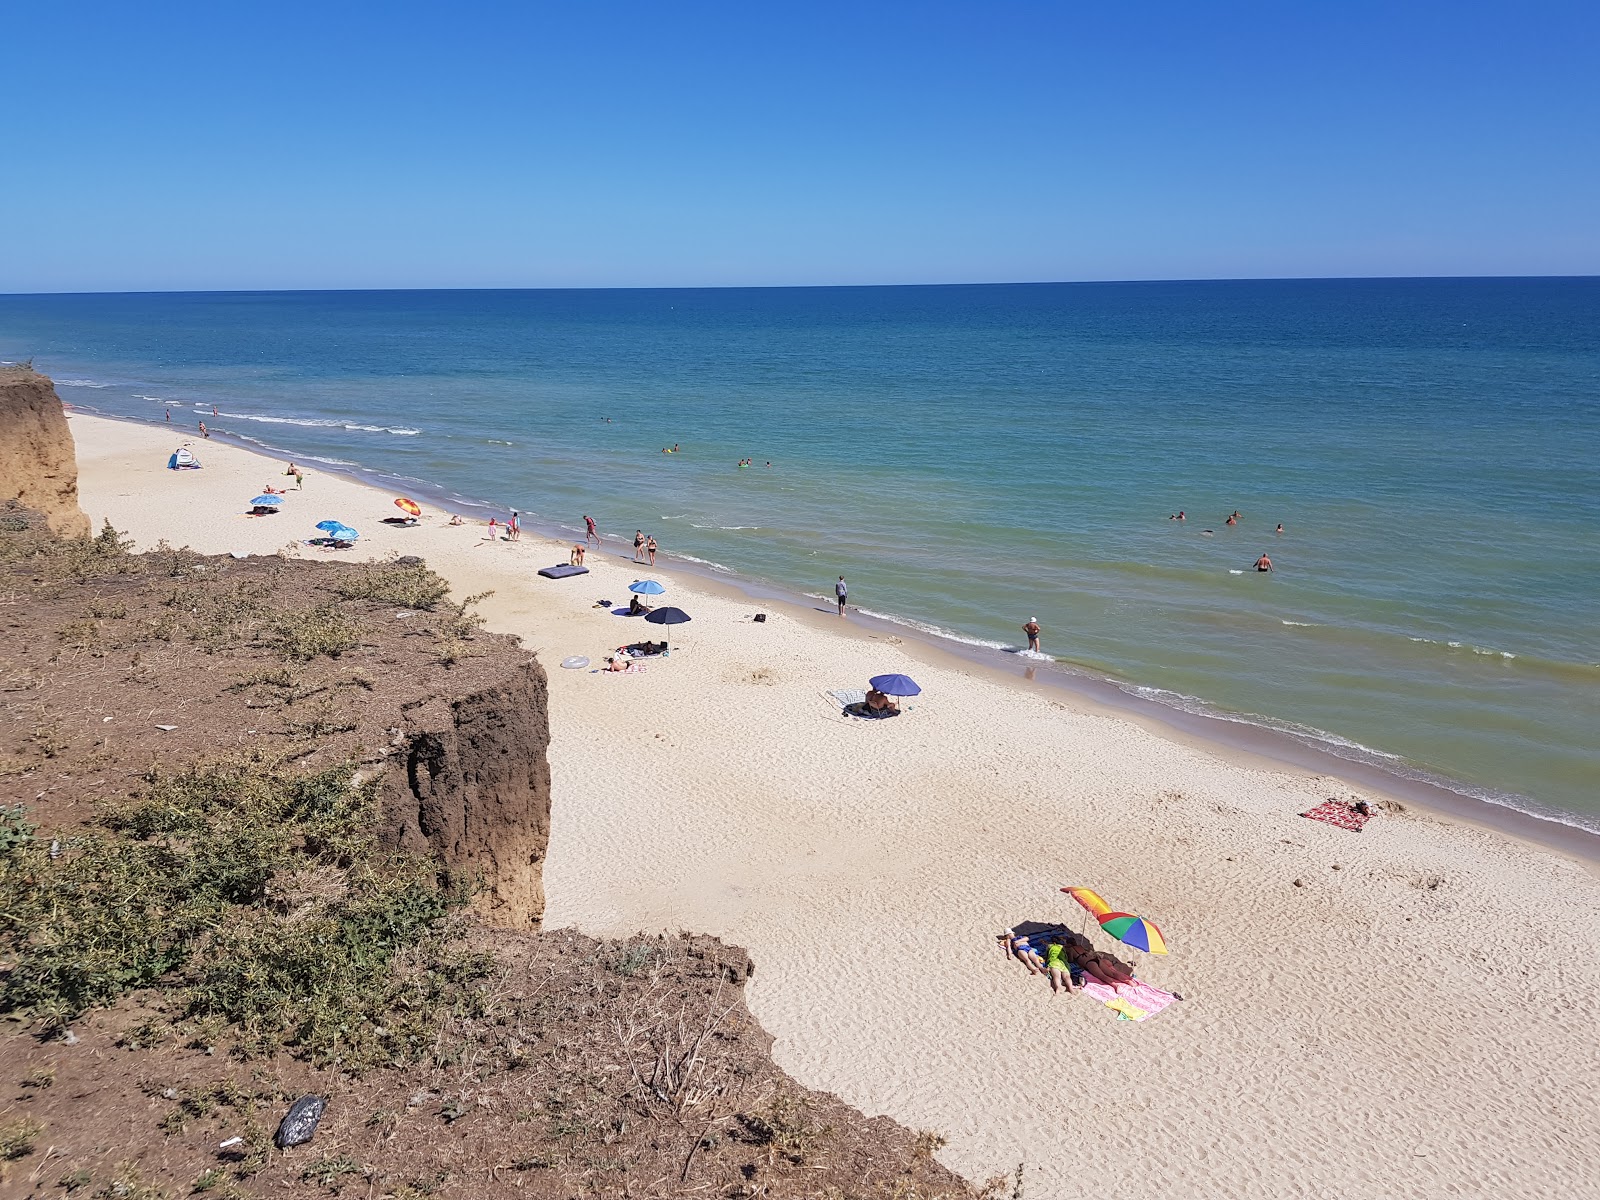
[70,414,1600,1199]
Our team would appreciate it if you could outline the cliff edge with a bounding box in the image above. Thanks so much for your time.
[0,366,91,537]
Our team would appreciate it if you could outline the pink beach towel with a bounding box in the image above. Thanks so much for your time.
[1078,978,1179,1022]
[1300,800,1374,832]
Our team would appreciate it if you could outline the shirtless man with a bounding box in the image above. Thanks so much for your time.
[584,514,599,545]
[1023,617,1041,653]
[1254,552,1273,572]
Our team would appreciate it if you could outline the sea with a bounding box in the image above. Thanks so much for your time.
[3,280,1597,835]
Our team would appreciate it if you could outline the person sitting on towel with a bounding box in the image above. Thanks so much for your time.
[865,688,898,714]
[628,593,651,615]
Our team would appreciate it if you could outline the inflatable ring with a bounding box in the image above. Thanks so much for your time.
[560,656,590,670]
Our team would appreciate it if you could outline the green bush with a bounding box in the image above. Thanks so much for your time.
[0,757,478,1066]
[267,603,365,661]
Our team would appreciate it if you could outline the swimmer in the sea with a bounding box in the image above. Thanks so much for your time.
[1276,523,1284,534]
[1226,514,1237,526]
[1169,510,1185,521]
[1254,553,1273,572]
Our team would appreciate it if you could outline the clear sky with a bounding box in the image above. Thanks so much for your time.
[3,0,1596,291]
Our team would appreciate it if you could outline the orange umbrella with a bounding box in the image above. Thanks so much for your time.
[1061,886,1112,918]
[394,497,422,517]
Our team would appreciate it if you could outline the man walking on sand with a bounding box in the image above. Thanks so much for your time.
[835,575,848,617]
[1023,616,1041,653]
[584,514,599,546]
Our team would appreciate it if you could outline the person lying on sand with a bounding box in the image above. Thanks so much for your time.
[448,513,465,526]
[1055,929,1136,987]
[602,656,641,673]
[998,930,1047,974]
[1043,941,1080,995]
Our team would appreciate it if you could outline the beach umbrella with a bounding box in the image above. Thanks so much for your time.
[1061,886,1113,919]
[643,605,691,651]
[629,580,666,596]
[248,495,282,508]
[394,497,422,517]
[1097,912,1169,955]
[315,520,347,532]
[868,673,921,697]
[330,525,360,541]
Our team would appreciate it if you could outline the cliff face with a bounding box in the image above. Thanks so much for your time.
[381,661,552,927]
[0,367,91,538]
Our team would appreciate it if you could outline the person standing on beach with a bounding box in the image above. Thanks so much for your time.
[293,467,304,489]
[508,511,521,542]
[646,535,657,565]
[1023,617,1041,652]
[633,530,645,562]
[584,514,599,545]
[164,409,171,422]
[198,421,209,438]
[835,576,848,617]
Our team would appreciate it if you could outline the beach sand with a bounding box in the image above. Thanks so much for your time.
[70,415,1600,1199]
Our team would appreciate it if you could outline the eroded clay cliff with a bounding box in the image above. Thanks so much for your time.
[0,366,91,537]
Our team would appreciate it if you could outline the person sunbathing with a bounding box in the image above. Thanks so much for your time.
[865,688,898,714]
[602,655,640,673]
[627,593,651,615]
[997,929,1047,974]
[1056,930,1135,987]
[1043,940,1080,995]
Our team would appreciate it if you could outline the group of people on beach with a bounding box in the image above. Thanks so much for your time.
[998,927,1137,997]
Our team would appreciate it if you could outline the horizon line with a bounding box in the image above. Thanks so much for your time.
[4,273,1598,299]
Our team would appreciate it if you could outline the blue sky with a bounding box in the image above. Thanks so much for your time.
[3,0,1596,291]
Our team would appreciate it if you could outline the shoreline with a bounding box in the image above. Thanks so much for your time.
[63,410,1600,1196]
[70,404,1600,865]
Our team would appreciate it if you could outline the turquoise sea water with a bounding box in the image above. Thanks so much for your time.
[3,281,1597,830]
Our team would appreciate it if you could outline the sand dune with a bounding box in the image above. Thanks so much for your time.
[71,414,1600,1200]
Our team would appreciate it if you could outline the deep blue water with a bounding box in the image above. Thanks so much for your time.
[3,279,1597,827]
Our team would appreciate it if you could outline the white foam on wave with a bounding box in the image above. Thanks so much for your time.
[303,454,359,467]
[1123,682,1407,760]
[1281,620,1317,627]
[134,394,166,402]
[225,412,420,436]
[486,439,514,445]
[692,523,761,530]
[56,378,109,388]
[672,553,735,573]
[851,605,1012,651]
[1409,635,1519,660]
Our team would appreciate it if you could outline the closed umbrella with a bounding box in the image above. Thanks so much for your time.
[868,673,921,697]
[643,606,691,652]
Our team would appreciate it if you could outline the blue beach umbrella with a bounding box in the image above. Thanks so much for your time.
[330,525,360,541]
[629,580,666,596]
[868,673,922,697]
[248,495,282,507]
[315,519,346,532]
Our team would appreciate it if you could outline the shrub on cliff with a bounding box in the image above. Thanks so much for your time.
[0,755,482,1068]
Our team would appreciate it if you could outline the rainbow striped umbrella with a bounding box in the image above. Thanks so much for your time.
[1097,912,1168,955]
[1061,886,1113,919]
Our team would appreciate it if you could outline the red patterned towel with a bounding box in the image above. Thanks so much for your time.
[1300,800,1373,832]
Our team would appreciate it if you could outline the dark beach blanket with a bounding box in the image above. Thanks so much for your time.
[538,563,589,579]
[1300,800,1374,832]
[844,702,901,720]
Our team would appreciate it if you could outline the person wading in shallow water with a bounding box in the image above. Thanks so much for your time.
[835,576,848,617]
[1023,616,1041,653]
[1254,552,1273,572]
